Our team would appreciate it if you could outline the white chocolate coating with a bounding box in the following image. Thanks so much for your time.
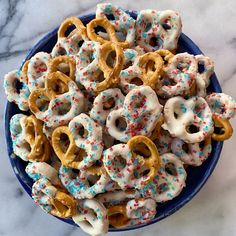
[72,199,109,236]
[162,96,214,143]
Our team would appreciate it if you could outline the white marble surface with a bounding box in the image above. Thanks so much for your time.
[0,0,236,235]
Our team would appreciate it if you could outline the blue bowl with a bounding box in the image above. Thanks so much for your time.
[5,11,223,232]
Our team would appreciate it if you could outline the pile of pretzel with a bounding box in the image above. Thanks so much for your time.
[4,3,236,236]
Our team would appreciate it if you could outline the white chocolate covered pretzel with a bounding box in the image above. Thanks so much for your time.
[4,70,30,111]
[136,10,182,52]
[162,96,214,143]
[72,199,109,236]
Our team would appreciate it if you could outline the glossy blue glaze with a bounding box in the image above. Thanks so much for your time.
[4,12,223,232]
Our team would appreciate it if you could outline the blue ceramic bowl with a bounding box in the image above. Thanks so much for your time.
[5,11,223,232]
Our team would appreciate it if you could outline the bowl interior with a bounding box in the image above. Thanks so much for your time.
[5,12,223,232]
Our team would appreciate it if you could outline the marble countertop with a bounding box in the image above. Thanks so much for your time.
[1,0,236,235]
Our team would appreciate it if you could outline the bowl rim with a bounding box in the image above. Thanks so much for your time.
[4,11,223,232]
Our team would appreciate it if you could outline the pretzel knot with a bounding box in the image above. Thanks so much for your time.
[140,153,187,202]
[32,178,77,218]
[127,135,161,187]
[90,88,125,126]
[29,73,85,127]
[171,137,212,166]
[87,17,130,48]
[48,55,76,80]
[52,113,103,170]
[52,16,88,57]
[52,126,80,169]
[107,198,157,228]
[10,114,50,162]
[106,86,162,142]
[212,115,233,141]
[97,42,124,91]
[136,10,182,52]
[157,53,197,98]
[59,165,110,199]
[206,92,236,119]
[96,3,136,47]
[138,52,164,88]
[20,115,50,162]
[75,41,124,93]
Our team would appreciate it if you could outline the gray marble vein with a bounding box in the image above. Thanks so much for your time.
[0,0,236,236]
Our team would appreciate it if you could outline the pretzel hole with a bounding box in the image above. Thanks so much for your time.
[105,13,116,21]
[22,141,31,152]
[132,143,151,158]
[176,62,189,72]
[106,51,116,68]
[51,80,68,94]
[182,143,189,153]
[57,63,70,77]
[95,26,110,40]
[186,124,200,133]
[162,77,176,86]
[157,182,169,194]
[123,60,133,70]
[149,36,163,48]
[56,47,67,56]
[71,168,80,174]
[81,220,94,228]
[52,199,69,213]
[144,20,152,32]
[59,133,70,152]
[115,117,127,131]
[165,162,177,176]
[33,61,47,78]
[64,25,76,38]
[199,140,206,149]
[74,148,87,162]
[111,155,127,172]
[36,96,50,112]
[115,30,127,42]
[145,60,155,72]
[87,174,100,187]
[130,77,143,86]
[95,70,106,83]
[214,126,225,135]
[75,125,88,139]
[103,97,115,110]
[95,160,103,167]
[14,79,23,94]
[162,23,171,31]
[198,61,205,74]
[160,56,169,66]
[134,165,151,179]
[78,40,84,48]
[174,112,178,119]
[54,101,72,115]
